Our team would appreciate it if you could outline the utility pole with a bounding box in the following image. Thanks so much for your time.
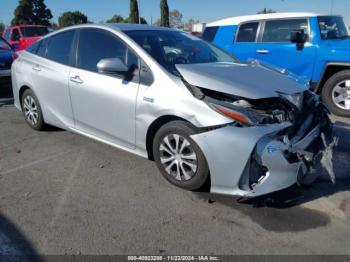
[331,0,334,14]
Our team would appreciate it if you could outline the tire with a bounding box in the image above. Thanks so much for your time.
[153,121,209,191]
[322,70,350,117]
[21,89,45,131]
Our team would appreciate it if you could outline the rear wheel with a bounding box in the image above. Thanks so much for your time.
[322,70,350,117]
[153,121,209,191]
[22,89,45,131]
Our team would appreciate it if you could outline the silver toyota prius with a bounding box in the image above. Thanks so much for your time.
[11,24,337,197]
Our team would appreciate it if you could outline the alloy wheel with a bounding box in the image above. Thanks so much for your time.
[332,80,350,110]
[159,134,198,181]
[23,96,39,126]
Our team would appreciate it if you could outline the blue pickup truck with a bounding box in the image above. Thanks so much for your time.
[203,12,350,117]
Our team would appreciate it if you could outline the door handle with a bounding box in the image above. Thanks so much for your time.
[256,49,270,54]
[70,75,83,84]
[32,65,41,71]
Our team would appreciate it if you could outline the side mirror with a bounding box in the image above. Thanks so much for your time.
[291,30,307,51]
[97,58,129,75]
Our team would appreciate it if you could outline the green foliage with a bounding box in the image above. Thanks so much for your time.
[106,15,125,23]
[58,11,88,28]
[12,0,53,26]
[129,0,139,24]
[160,0,170,27]
[140,17,147,24]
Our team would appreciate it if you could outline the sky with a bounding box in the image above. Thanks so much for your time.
[0,0,349,25]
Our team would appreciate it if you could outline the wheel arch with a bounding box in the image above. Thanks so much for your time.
[19,85,31,110]
[146,115,192,161]
[316,63,350,93]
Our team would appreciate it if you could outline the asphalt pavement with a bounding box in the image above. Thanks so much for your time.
[0,103,350,257]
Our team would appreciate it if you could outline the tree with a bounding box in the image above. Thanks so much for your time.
[106,15,125,23]
[140,17,147,24]
[169,9,183,28]
[32,0,53,26]
[58,11,88,28]
[257,8,276,14]
[129,0,139,24]
[160,0,170,27]
[12,0,52,26]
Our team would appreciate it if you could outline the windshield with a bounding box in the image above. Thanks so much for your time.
[21,26,49,37]
[125,30,237,75]
[0,38,11,50]
[318,16,349,39]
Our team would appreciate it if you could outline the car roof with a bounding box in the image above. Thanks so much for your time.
[105,23,178,32]
[206,12,323,27]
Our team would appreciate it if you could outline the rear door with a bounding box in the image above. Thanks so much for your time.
[69,28,140,149]
[29,30,76,127]
[232,21,261,61]
[254,18,317,80]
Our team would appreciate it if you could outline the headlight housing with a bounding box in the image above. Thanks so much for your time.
[209,102,255,126]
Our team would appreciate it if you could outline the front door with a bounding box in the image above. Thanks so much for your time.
[69,28,140,149]
[254,18,317,80]
[232,21,261,61]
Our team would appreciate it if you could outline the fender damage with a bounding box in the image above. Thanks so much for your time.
[176,63,338,197]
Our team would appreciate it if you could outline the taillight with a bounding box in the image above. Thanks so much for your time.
[12,53,19,61]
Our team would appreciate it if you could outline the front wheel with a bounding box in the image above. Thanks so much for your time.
[153,121,209,191]
[322,70,350,117]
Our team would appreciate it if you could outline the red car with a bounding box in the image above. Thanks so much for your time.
[2,25,50,51]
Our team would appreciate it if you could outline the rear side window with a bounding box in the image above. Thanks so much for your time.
[46,30,75,65]
[77,28,138,73]
[202,26,219,42]
[236,22,259,42]
[21,27,49,37]
[262,19,309,42]
[11,29,21,41]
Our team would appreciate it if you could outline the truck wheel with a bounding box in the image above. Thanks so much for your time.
[322,70,350,117]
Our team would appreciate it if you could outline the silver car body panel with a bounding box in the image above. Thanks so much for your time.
[11,24,333,197]
[191,122,298,197]
[176,62,307,99]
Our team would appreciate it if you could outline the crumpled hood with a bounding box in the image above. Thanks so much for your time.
[176,62,308,99]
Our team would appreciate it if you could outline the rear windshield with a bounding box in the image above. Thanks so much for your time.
[21,27,49,37]
[202,26,219,42]
[318,16,349,39]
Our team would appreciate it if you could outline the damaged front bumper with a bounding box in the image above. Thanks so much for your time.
[191,107,338,198]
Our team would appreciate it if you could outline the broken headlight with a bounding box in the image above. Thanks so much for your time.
[209,102,256,126]
[278,92,304,111]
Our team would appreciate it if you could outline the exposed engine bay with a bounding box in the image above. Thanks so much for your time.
[184,79,339,195]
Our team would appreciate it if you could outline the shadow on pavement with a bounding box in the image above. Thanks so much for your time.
[0,213,41,262]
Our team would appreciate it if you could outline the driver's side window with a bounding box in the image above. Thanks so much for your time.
[77,28,138,74]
